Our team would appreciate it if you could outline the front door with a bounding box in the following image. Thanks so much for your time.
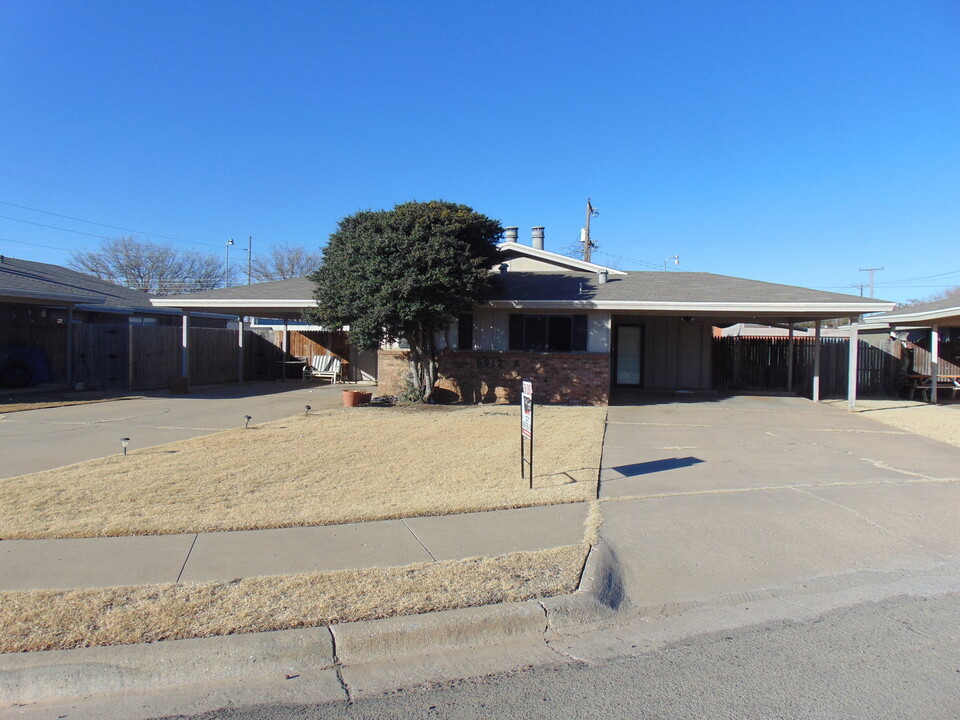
[614,325,643,386]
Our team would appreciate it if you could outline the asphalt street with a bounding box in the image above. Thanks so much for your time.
[153,592,960,720]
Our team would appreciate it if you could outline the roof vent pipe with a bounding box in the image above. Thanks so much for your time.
[504,227,518,243]
[598,269,608,284]
[531,226,544,250]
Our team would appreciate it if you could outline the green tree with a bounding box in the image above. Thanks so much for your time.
[307,201,503,402]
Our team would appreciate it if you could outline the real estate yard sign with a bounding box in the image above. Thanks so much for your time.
[521,380,533,487]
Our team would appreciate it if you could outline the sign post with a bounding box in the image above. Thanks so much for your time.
[520,380,533,489]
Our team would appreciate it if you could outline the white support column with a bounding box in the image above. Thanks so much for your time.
[181,312,190,383]
[65,306,74,386]
[930,325,940,404]
[787,322,795,393]
[237,316,245,384]
[847,318,859,411]
[282,318,289,356]
[812,320,821,402]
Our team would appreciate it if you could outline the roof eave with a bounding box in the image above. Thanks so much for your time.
[486,300,896,314]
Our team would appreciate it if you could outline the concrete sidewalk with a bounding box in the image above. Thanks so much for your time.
[0,503,590,592]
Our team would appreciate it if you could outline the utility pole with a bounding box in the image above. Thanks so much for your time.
[225,238,235,288]
[582,198,599,263]
[858,266,883,298]
[247,236,253,285]
[851,283,866,297]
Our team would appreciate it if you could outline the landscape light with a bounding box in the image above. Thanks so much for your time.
[120,438,130,455]
[244,415,252,429]
[304,405,311,415]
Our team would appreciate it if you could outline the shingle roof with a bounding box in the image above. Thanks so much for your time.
[496,271,892,306]
[154,276,315,301]
[0,256,164,312]
[870,295,960,320]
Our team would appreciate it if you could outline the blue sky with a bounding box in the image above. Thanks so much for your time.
[1,0,958,303]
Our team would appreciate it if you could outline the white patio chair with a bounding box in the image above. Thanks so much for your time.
[303,354,341,385]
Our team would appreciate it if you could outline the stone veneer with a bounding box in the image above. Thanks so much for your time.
[377,349,610,405]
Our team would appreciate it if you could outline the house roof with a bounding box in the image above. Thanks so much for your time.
[497,241,625,274]
[490,271,892,319]
[0,256,169,313]
[867,296,960,327]
[152,268,893,321]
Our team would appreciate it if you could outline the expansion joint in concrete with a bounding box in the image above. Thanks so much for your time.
[175,534,199,583]
[328,626,353,704]
[400,518,437,561]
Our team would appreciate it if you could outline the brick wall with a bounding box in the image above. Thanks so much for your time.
[377,349,610,405]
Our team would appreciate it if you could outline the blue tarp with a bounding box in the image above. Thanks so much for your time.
[0,345,52,386]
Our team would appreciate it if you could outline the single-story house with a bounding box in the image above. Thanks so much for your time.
[0,255,228,386]
[151,228,893,406]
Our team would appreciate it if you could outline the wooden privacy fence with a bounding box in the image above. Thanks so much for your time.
[712,337,901,398]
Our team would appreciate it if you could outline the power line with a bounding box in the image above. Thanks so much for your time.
[0,200,223,249]
[0,235,72,252]
[593,250,662,270]
[0,170,241,236]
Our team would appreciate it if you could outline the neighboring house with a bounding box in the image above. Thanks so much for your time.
[859,298,960,402]
[0,255,228,387]
[152,228,893,405]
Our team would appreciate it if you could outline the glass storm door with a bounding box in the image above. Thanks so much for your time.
[615,325,642,385]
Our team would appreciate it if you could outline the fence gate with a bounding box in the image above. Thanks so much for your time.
[73,323,129,390]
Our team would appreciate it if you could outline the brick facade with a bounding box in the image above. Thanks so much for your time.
[377,349,610,405]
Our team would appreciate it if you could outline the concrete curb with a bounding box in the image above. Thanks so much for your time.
[0,542,630,706]
[540,540,630,630]
[0,627,334,705]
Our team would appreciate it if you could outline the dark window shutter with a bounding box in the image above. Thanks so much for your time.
[457,314,473,350]
[509,314,524,350]
[571,314,588,351]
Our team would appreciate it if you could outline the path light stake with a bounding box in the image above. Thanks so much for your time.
[244,415,252,429]
[304,405,311,416]
[120,438,130,456]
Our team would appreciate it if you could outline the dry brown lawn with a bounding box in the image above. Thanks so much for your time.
[0,544,587,654]
[0,404,606,539]
[828,399,960,448]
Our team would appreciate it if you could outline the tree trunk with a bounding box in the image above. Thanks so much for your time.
[405,326,439,403]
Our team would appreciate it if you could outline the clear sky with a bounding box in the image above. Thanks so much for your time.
[1,0,958,304]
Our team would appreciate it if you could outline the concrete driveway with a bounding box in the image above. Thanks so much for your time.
[599,394,960,612]
[0,382,353,478]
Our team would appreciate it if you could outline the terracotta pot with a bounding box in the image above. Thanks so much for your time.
[342,390,372,407]
[167,376,189,394]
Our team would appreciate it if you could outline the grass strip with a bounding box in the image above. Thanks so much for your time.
[1,545,586,654]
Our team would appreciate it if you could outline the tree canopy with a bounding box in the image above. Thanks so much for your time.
[250,244,322,282]
[70,236,226,295]
[307,200,503,401]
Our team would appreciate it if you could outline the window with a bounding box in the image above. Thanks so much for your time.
[457,314,474,350]
[509,314,588,352]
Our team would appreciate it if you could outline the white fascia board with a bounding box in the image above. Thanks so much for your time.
[151,298,316,308]
[879,306,960,324]
[496,242,627,275]
[486,300,896,313]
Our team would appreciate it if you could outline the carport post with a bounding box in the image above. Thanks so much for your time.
[812,321,821,402]
[65,305,74,386]
[930,325,940,404]
[237,316,245,384]
[787,322,795,392]
[847,318,859,410]
[181,312,190,385]
[282,318,289,355]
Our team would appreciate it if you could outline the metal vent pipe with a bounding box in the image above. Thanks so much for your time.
[531,226,545,250]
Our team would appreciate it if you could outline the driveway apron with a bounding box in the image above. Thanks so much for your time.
[598,395,960,611]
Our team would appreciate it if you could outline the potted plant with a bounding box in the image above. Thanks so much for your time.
[342,389,372,407]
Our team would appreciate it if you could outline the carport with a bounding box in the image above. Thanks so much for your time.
[869,298,960,404]
[150,277,317,387]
